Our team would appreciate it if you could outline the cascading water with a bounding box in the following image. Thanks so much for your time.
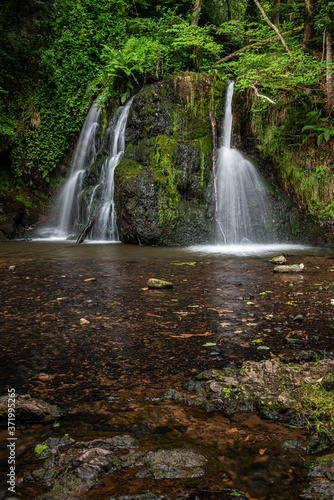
[89,99,132,241]
[56,103,101,239]
[52,98,132,241]
[216,81,278,245]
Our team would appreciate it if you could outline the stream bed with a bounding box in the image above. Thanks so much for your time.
[1,241,334,499]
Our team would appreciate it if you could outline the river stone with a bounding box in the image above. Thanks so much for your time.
[147,278,173,289]
[300,479,334,499]
[136,448,207,479]
[110,496,170,500]
[0,394,65,424]
[273,264,304,273]
[271,255,287,264]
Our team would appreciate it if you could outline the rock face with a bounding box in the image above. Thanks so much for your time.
[0,194,39,239]
[114,73,225,245]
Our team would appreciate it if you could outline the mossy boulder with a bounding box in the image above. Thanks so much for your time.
[114,73,225,246]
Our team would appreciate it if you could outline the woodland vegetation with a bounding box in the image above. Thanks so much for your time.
[0,0,333,224]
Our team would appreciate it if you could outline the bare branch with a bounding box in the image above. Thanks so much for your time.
[253,0,290,53]
[252,86,276,104]
[213,26,302,66]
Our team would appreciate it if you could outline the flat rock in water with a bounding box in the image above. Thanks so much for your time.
[271,256,287,265]
[273,264,304,273]
[0,394,65,424]
[147,278,173,289]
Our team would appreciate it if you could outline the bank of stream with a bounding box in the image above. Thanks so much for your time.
[1,242,334,499]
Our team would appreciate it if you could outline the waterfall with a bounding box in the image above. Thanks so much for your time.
[57,103,101,238]
[53,98,132,241]
[216,81,277,244]
[89,99,132,241]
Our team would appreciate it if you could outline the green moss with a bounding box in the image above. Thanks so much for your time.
[116,159,143,183]
[153,135,180,228]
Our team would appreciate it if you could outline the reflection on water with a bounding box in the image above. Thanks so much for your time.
[0,241,333,261]
[1,241,334,499]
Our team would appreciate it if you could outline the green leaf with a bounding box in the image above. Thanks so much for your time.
[203,342,217,347]
[35,444,48,455]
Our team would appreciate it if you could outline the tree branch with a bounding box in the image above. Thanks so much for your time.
[253,0,290,52]
[214,26,302,66]
[252,85,276,104]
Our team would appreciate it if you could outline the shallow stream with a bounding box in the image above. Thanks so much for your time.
[1,241,334,499]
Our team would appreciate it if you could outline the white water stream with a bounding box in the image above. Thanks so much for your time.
[44,99,132,241]
[216,81,278,245]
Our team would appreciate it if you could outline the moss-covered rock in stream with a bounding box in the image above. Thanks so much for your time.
[165,359,334,439]
[114,73,225,245]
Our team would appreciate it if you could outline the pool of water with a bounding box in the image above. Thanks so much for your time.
[1,241,334,499]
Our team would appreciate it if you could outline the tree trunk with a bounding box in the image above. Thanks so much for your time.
[272,0,280,25]
[303,0,316,48]
[326,28,334,113]
[226,0,232,21]
[191,0,203,26]
[253,0,290,53]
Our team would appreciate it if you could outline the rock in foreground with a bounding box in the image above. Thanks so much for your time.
[0,394,65,425]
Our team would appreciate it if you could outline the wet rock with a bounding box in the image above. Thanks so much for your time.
[147,278,173,289]
[301,478,334,499]
[25,435,142,499]
[273,264,304,273]
[0,394,65,424]
[271,256,287,265]
[110,496,170,500]
[136,448,207,479]
[281,439,305,451]
[301,454,334,498]
[114,74,225,245]
[308,453,334,481]
[24,434,206,498]
[164,359,334,426]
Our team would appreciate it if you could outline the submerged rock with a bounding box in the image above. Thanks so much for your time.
[301,454,334,498]
[24,434,206,499]
[136,448,207,479]
[147,278,173,289]
[0,394,65,424]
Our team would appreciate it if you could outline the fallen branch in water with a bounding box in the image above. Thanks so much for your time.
[76,200,104,244]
